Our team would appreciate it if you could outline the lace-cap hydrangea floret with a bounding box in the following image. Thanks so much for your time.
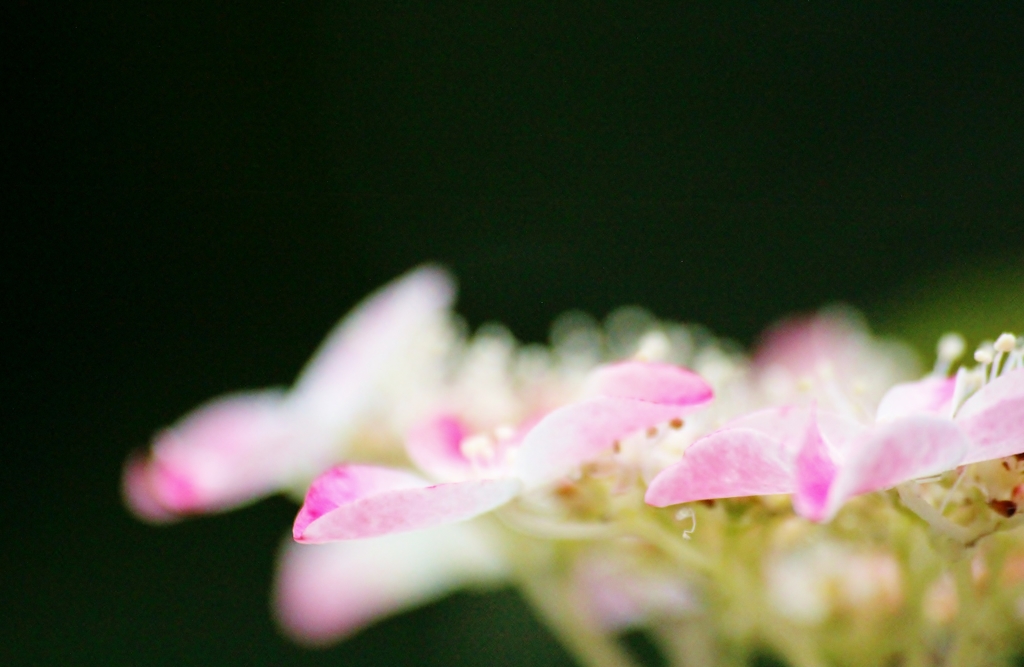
[647,331,1024,530]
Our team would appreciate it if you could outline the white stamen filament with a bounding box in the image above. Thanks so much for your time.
[675,507,697,539]
[934,332,966,376]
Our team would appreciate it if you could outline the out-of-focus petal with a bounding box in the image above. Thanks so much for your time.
[515,397,703,489]
[515,362,714,488]
[405,413,473,482]
[584,361,714,406]
[132,391,290,516]
[121,451,178,524]
[956,369,1024,464]
[292,265,455,416]
[876,376,956,422]
[569,549,696,631]
[294,465,521,542]
[792,411,837,521]
[645,428,795,507]
[819,416,970,522]
[274,523,507,645]
[754,311,875,376]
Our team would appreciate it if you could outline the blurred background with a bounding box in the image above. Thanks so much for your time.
[5,3,1024,665]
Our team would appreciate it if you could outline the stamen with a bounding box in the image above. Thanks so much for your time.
[675,507,697,539]
[974,342,997,384]
[974,347,994,366]
[950,366,983,417]
[995,333,1017,354]
[934,333,966,376]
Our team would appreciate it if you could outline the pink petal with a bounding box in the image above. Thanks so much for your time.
[129,391,292,516]
[753,312,865,375]
[720,405,814,454]
[515,396,706,489]
[294,465,521,543]
[293,465,429,538]
[875,376,956,422]
[292,265,454,413]
[274,523,507,645]
[818,416,969,522]
[956,369,1024,464]
[405,413,474,481]
[791,411,838,521]
[121,451,179,524]
[645,427,795,507]
[514,363,714,488]
[585,361,714,406]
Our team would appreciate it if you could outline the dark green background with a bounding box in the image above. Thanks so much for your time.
[6,3,1024,665]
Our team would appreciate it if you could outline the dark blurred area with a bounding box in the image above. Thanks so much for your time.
[5,3,1024,665]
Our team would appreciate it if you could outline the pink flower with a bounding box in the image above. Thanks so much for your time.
[122,265,455,520]
[647,334,1024,523]
[293,361,714,542]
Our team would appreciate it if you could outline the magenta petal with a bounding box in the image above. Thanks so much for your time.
[792,411,838,521]
[292,266,454,407]
[956,369,1024,464]
[585,361,714,406]
[876,376,956,422]
[294,466,522,542]
[645,428,795,507]
[274,524,506,645]
[405,413,473,481]
[515,397,703,488]
[819,416,969,521]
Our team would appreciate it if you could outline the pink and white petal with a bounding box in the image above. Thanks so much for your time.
[121,451,179,523]
[792,412,838,521]
[876,376,956,422]
[405,413,474,482]
[274,523,507,645]
[819,416,969,522]
[138,390,294,515]
[515,396,704,489]
[715,405,813,454]
[291,265,455,424]
[645,428,795,507]
[293,465,432,539]
[294,469,522,543]
[815,411,870,460]
[955,370,1024,464]
[585,361,714,406]
[753,313,864,375]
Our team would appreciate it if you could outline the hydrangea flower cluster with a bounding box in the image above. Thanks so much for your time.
[124,267,1024,667]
